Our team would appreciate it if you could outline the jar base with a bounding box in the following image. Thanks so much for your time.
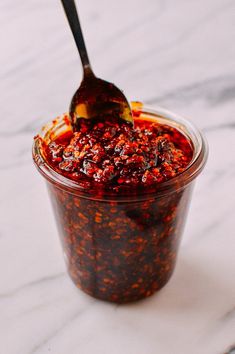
[68,268,175,304]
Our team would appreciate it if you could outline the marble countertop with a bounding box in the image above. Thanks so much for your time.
[1,0,235,353]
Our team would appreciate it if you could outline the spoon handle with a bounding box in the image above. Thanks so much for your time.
[60,0,93,75]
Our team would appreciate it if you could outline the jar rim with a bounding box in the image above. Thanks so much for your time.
[32,104,208,202]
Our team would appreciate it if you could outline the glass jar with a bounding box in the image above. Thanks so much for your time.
[33,105,208,303]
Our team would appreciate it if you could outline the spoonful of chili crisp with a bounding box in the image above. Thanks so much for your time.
[60,0,133,127]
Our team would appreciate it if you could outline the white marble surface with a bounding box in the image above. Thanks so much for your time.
[1,0,235,353]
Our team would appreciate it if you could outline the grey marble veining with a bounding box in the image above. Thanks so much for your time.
[0,0,235,353]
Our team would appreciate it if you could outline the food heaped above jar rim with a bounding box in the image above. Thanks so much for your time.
[33,104,208,200]
[42,111,193,192]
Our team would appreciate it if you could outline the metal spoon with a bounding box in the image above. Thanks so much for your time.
[60,0,133,126]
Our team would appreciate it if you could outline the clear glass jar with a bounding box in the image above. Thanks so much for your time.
[33,105,208,303]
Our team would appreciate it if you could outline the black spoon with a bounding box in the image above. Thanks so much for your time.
[60,0,133,126]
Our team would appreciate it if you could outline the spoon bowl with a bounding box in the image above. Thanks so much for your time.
[70,72,133,126]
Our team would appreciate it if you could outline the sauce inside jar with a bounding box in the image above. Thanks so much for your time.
[35,107,198,303]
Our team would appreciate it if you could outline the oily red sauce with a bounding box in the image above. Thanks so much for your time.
[40,111,194,302]
[44,113,193,193]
